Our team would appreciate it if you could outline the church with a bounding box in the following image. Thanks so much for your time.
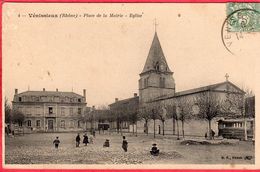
[109,31,249,137]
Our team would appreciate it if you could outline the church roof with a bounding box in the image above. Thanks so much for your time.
[152,81,245,102]
[141,32,172,74]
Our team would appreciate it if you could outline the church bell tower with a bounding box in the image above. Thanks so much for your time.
[139,31,175,105]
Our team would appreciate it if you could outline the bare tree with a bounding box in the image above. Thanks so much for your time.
[139,106,151,135]
[157,105,167,136]
[176,97,192,139]
[195,92,222,140]
[166,104,179,139]
[147,103,159,138]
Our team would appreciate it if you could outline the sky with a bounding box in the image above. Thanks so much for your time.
[3,3,259,107]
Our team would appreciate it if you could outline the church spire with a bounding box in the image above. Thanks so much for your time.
[141,31,172,74]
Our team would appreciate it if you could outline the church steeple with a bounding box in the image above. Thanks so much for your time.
[141,32,172,75]
[139,31,175,104]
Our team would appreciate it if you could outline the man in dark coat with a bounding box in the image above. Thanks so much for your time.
[76,133,80,147]
[122,136,128,152]
[53,136,60,149]
[83,134,89,146]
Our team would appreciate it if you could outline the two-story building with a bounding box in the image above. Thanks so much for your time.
[12,88,87,133]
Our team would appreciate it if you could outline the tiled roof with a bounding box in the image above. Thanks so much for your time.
[109,96,139,107]
[15,91,84,98]
[153,81,245,101]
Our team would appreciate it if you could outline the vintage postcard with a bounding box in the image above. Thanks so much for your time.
[2,2,260,170]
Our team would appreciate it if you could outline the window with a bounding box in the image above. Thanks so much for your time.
[60,120,65,128]
[78,108,82,115]
[18,97,22,102]
[27,120,31,127]
[36,120,41,128]
[78,98,81,102]
[70,108,73,115]
[61,107,65,116]
[78,121,81,128]
[35,97,40,102]
[144,78,149,88]
[18,121,23,127]
[35,107,41,115]
[69,120,74,128]
[159,77,165,88]
[49,107,53,114]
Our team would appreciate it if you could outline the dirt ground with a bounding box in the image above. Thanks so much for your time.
[4,132,255,164]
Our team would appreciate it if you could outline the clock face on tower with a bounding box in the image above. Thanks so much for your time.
[159,61,166,72]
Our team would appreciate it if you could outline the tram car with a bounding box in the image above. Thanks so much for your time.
[218,118,254,140]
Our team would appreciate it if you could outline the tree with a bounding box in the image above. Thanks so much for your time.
[139,106,151,135]
[5,97,11,124]
[157,105,167,136]
[166,104,179,139]
[176,97,192,139]
[147,103,159,138]
[195,92,222,140]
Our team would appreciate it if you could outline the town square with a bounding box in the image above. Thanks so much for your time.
[3,3,257,166]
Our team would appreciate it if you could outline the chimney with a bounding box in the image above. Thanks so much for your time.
[83,89,86,98]
[43,88,45,91]
[56,88,58,92]
[134,93,138,97]
[15,89,18,95]
[115,98,118,102]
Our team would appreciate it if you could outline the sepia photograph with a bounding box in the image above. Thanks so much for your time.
[2,2,259,168]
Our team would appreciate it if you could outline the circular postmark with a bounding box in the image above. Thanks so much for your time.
[221,8,260,55]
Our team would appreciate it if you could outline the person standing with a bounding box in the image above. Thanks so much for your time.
[53,136,60,149]
[122,136,128,152]
[76,133,80,147]
[83,133,89,146]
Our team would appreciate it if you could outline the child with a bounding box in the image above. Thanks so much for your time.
[89,134,94,144]
[53,136,60,149]
[122,136,128,152]
[103,139,110,147]
[150,143,159,156]
[76,133,80,147]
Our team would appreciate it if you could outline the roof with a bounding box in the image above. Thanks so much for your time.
[141,32,172,74]
[153,81,245,101]
[15,91,84,98]
[109,96,139,108]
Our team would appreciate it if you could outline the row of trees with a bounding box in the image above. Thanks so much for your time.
[84,91,245,140]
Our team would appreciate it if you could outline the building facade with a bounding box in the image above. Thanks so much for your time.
[12,88,87,133]
[109,31,248,137]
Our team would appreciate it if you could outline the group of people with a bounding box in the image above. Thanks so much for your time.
[53,134,160,156]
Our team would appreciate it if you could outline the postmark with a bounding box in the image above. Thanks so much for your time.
[221,4,260,55]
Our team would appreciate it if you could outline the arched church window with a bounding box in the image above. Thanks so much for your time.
[144,78,149,88]
[159,77,165,88]
[155,61,160,71]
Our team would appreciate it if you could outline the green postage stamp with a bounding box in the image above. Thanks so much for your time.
[227,3,260,32]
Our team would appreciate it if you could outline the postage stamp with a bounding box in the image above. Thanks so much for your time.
[226,3,260,32]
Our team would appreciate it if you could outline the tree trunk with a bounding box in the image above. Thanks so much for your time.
[181,120,185,139]
[208,120,212,140]
[132,123,135,135]
[173,117,175,135]
[153,119,156,138]
[176,120,180,140]
[146,120,149,135]
[244,119,248,141]
[120,122,123,136]
[162,121,165,136]
[135,121,138,137]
